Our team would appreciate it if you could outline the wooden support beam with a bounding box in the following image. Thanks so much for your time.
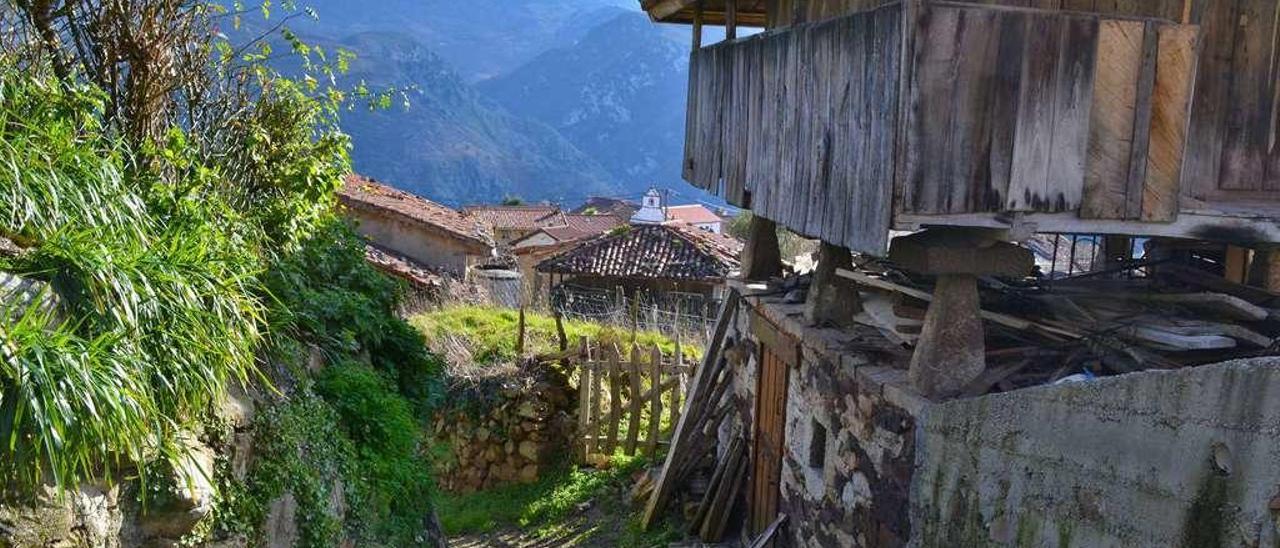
[1224,245,1250,284]
[692,0,704,50]
[725,0,737,40]
[741,216,783,281]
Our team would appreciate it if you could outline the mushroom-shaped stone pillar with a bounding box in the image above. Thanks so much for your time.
[888,229,1033,399]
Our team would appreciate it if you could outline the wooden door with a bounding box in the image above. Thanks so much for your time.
[751,343,790,537]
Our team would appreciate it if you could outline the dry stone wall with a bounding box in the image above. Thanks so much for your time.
[432,360,575,493]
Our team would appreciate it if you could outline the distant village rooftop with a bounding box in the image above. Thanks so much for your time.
[537,222,741,282]
[463,204,566,232]
[339,174,492,248]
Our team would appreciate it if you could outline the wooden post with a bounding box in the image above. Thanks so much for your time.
[579,348,594,461]
[591,340,606,455]
[1102,235,1133,272]
[692,0,704,50]
[625,345,644,456]
[555,311,568,353]
[741,216,783,280]
[1224,245,1250,284]
[606,345,622,456]
[671,326,684,430]
[725,0,737,40]
[646,344,663,456]
[1248,246,1280,292]
[516,306,526,355]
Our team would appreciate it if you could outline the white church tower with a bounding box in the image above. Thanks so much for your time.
[630,188,667,225]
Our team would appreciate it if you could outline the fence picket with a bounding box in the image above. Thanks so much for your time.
[647,344,663,455]
[606,345,622,455]
[591,340,605,455]
[578,340,593,460]
[624,345,644,455]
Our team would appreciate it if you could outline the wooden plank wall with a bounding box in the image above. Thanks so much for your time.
[685,4,902,254]
[899,3,1198,221]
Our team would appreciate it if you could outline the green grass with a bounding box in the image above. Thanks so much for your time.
[436,453,682,547]
[411,306,700,366]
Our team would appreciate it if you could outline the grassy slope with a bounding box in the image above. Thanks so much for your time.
[411,306,700,365]
[437,454,680,547]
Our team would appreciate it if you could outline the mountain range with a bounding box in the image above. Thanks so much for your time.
[267,0,710,207]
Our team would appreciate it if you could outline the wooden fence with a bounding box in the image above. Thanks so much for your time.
[573,338,691,460]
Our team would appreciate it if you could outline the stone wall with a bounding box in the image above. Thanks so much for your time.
[721,294,923,547]
[912,356,1280,548]
[432,360,575,493]
[719,288,1280,548]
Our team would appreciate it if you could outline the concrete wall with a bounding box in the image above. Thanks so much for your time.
[912,357,1280,548]
[347,210,483,276]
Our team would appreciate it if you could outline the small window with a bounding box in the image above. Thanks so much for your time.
[808,419,827,469]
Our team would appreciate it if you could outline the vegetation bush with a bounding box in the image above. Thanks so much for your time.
[0,3,443,546]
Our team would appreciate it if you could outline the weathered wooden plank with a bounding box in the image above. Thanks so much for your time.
[1219,0,1276,190]
[848,4,900,254]
[903,3,960,214]
[744,34,770,210]
[776,28,803,227]
[984,9,1028,212]
[946,8,1003,213]
[790,24,815,234]
[1007,13,1065,211]
[668,328,684,435]
[1044,15,1098,213]
[642,290,740,529]
[646,345,663,455]
[1141,23,1197,221]
[805,18,836,237]
[824,14,856,246]
[591,344,605,455]
[1082,18,1144,219]
[683,50,697,184]
[1180,0,1237,199]
[1123,22,1159,219]
[625,345,643,455]
[578,339,593,460]
[606,345,622,455]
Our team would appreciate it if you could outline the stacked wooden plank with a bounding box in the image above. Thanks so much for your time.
[840,264,1280,395]
[642,290,743,529]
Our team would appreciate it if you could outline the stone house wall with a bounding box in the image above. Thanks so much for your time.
[346,208,486,276]
[722,290,1280,548]
[720,294,922,547]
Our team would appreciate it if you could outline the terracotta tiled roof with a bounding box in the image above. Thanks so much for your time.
[666,204,724,225]
[511,214,625,248]
[464,205,565,231]
[339,175,491,248]
[536,222,741,281]
[364,245,442,289]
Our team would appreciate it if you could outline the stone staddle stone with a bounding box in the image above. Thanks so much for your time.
[889,229,1033,399]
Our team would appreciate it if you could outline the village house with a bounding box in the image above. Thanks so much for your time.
[536,191,742,316]
[338,174,493,279]
[635,1,1280,547]
[570,196,639,220]
[463,204,566,247]
[667,203,726,233]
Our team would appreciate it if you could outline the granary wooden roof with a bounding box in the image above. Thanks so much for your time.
[464,205,566,231]
[641,0,768,26]
[339,174,492,249]
[537,223,742,281]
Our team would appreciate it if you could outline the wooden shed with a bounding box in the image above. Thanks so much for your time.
[644,0,1280,254]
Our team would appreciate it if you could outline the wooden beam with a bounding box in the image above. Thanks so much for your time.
[693,1,704,49]
[835,268,1083,340]
[725,0,737,40]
